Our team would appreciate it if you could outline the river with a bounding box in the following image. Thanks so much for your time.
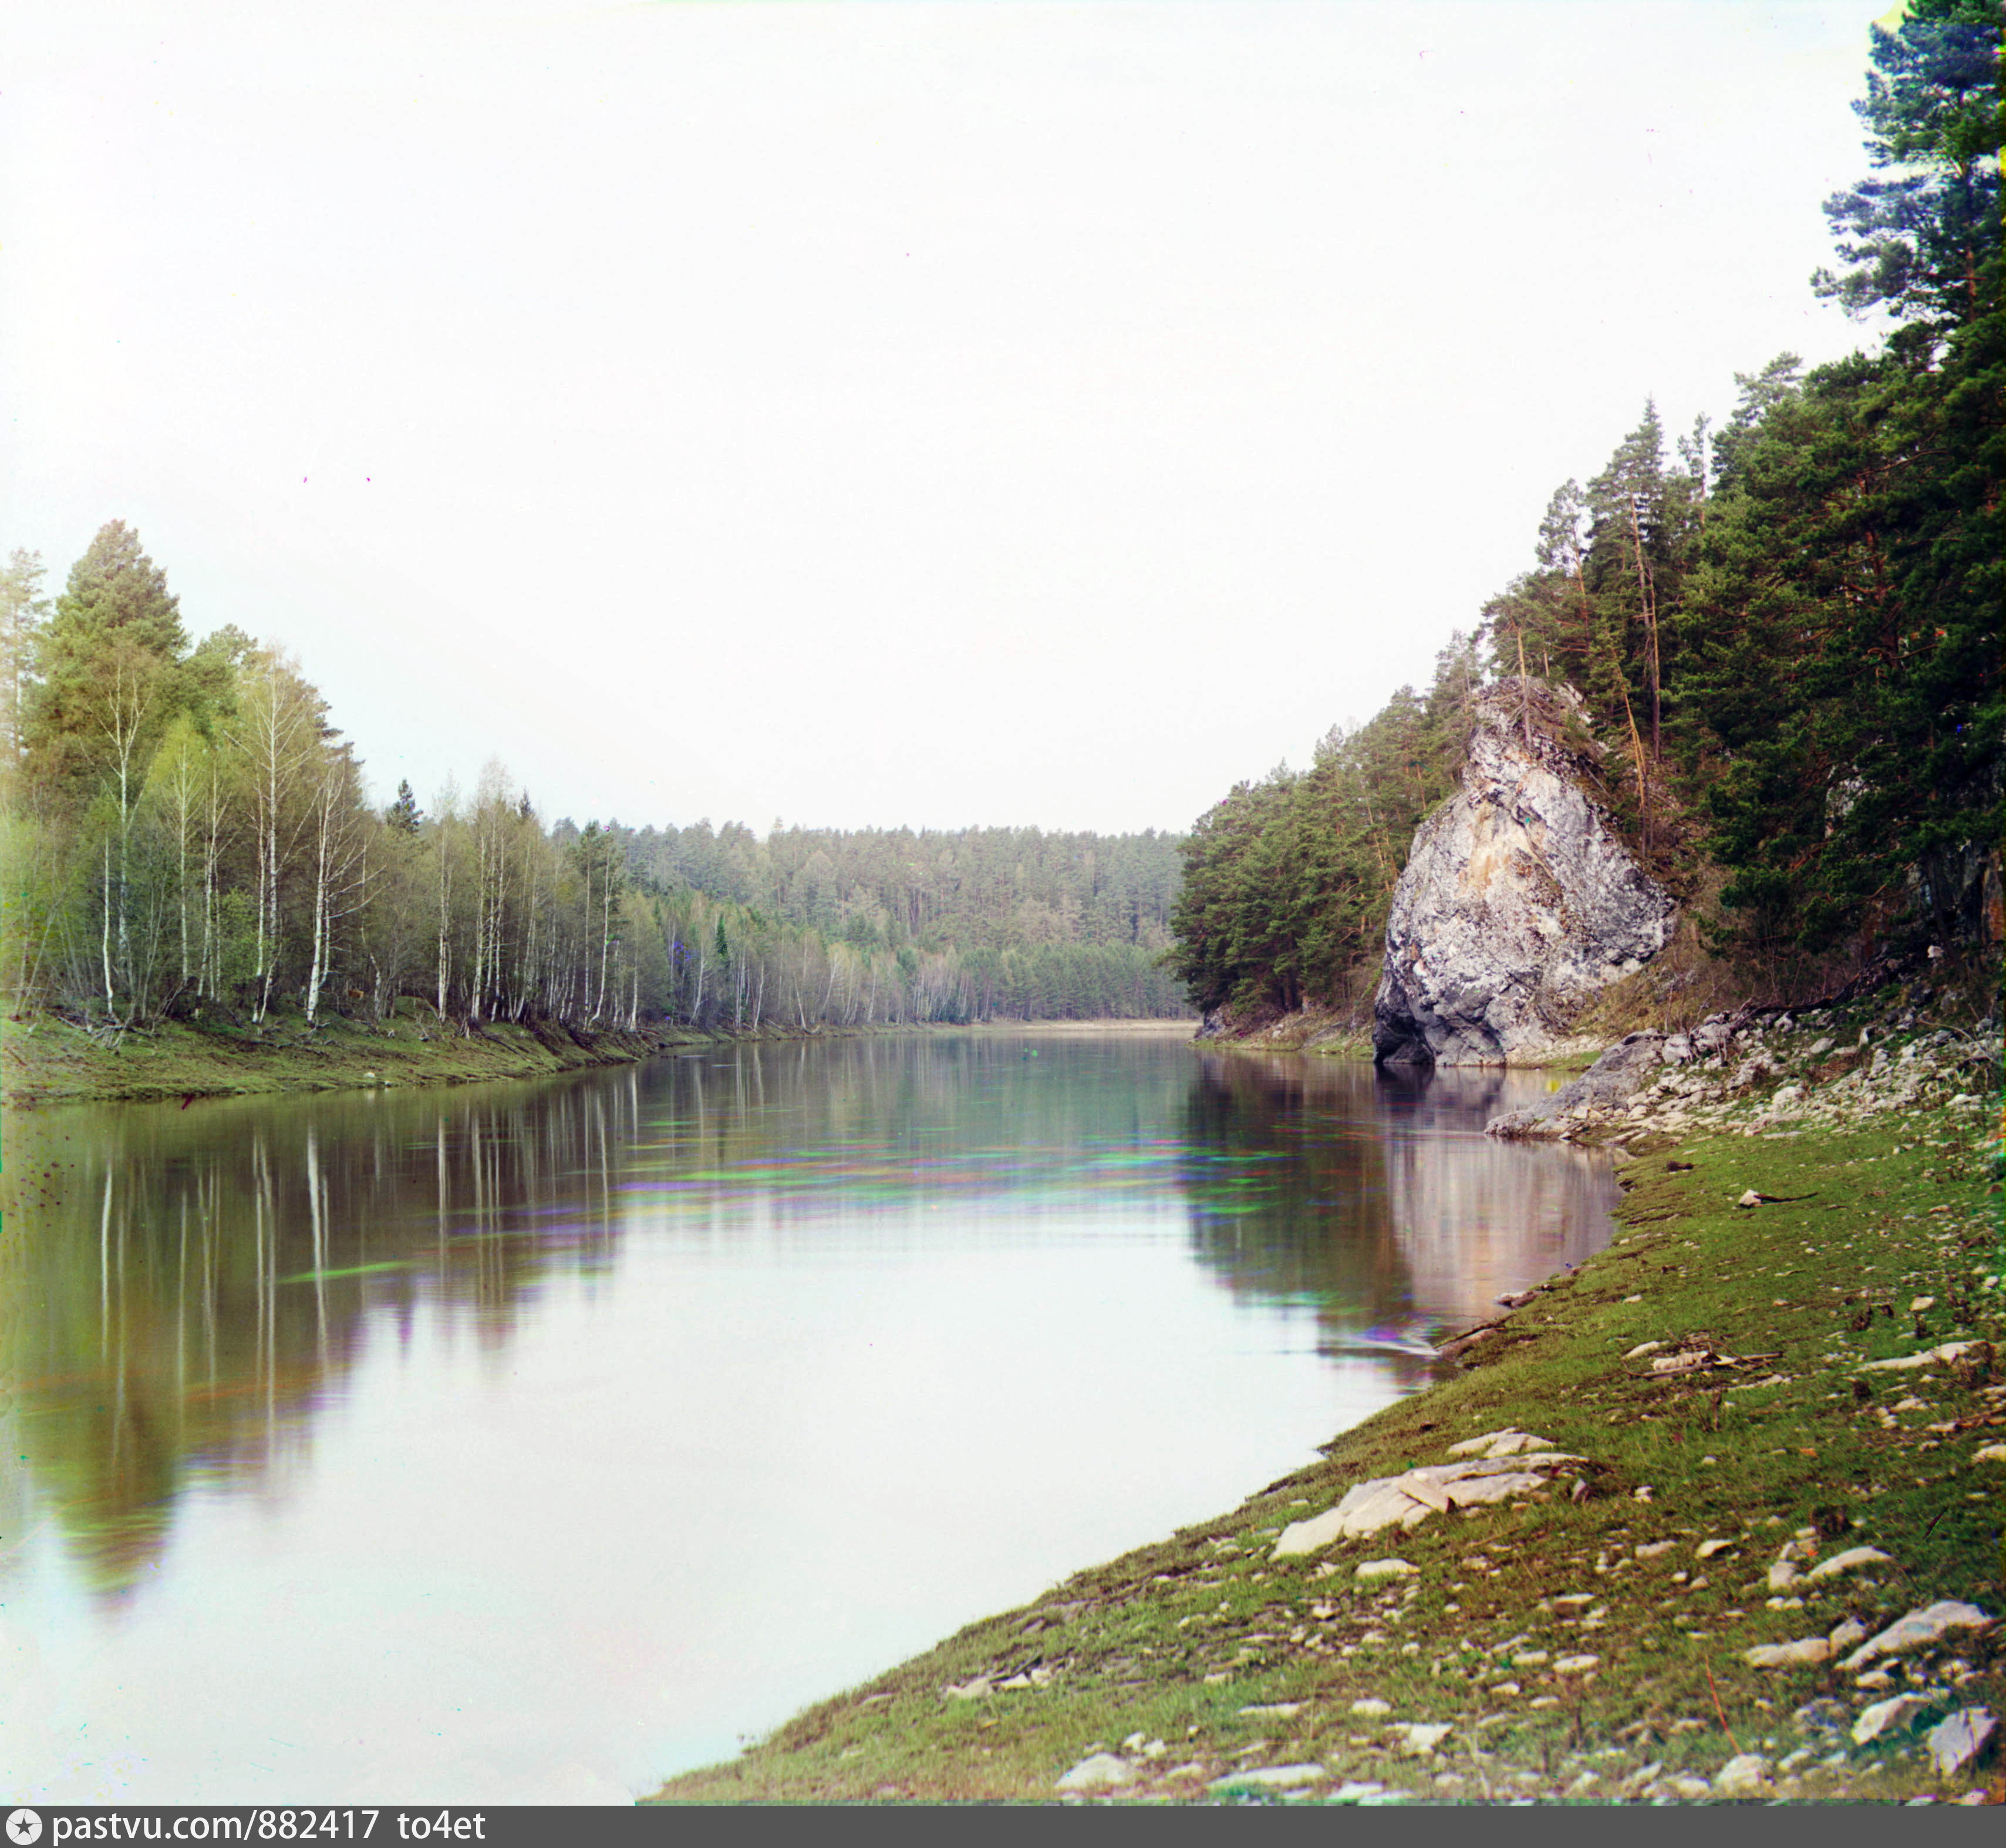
[0,1030,1615,1803]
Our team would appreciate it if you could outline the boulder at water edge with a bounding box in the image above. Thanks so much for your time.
[1372,679,1675,1066]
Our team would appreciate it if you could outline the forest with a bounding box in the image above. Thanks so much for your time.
[0,545,1189,1037]
[1169,0,2000,1027]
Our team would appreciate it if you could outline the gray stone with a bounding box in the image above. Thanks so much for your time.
[1209,1763,1329,1793]
[1056,1751,1136,1792]
[1853,1694,1932,1746]
[1803,1546,1893,1583]
[1745,1637,1831,1670]
[1713,1753,1773,1796]
[1272,1451,1587,1553]
[1926,1709,1998,1777]
[1489,1033,1673,1139]
[1840,1601,1995,1670]
[1372,679,1675,1068]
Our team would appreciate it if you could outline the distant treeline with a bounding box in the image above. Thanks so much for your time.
[0,538,1189,1035]
[1171,1,1999,1023]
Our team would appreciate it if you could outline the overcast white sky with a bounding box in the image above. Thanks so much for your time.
[5,2,1890,836]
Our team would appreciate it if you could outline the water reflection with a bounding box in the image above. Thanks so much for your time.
[0,1033,1612,1800]
[1182,1052,1613,1376]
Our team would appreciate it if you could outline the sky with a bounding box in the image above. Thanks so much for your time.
[4,1,1894,837]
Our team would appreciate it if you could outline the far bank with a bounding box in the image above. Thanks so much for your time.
[0,1009,1189,1112]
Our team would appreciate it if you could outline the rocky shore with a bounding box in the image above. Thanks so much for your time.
[1487,1003,2002,1153]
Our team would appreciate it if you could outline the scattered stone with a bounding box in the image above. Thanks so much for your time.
[1841,1601,1996,1670]
[1209,1763,1329,1793]
[1859,1341,1982,1374]
[1910,1296,1936,1313]
[1853,1694,1933,1746]
[1491,1681,1522,1697]
[1239,1702,1304,1718]
[1828,1619,1869,1652]
[1350,1698,1393,1717]
[1737,1190,1766,1208]
[1393,1723,1454,1756]
[1767,1561,1802,1594]
[1056,1752,1135,1792]
[1651,1348,1721,1374]
[1713,1754,1773,1795]
[1552,1654,1600,1675]
[1745,1637,1832,1670]
[1804,1546,1893,1584]
[943,1675,993,1699]
[1447,1428,1557,1458]
[1635,1540,1677,1560]
[1792,1697,1849,1735]
[1273,1452,1587,1552]
[1973,1442,2006,1463]
[1927,1709,1998,1777]
[1666,1774,1714,1799]
[1356,1559,1420,1583]
[1624,1341,1665,1359]
[1695,1538,1738,1560]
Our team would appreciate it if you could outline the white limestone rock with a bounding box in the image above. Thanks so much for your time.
[1373,679,1675,1070]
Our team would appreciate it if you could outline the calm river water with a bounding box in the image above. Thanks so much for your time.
[0,1030,1614,1803]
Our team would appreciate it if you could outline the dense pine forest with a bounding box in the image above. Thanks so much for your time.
[1170,0,2000,1027]
[0,545,1188,1037]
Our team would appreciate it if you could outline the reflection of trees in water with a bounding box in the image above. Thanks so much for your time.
[0,1036,1202,1597]
[1179,1055,1410,1326]
[1179,1054,1616,1344]
[0,1071,642,1600]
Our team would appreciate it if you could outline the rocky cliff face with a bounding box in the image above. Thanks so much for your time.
[1372,680,1675,1066]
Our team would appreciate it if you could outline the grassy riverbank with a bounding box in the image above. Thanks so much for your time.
[654,1055,2003,1805]
[1,1009,767,1110]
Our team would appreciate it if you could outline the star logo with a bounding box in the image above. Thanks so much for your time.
[6,1812,42,1846]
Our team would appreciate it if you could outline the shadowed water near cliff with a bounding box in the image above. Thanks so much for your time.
[0,1033,1613,1803]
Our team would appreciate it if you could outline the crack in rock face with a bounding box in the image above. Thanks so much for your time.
[1371,680,1675,1067]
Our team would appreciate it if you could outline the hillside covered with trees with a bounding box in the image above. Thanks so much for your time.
[1170,0,2000,1027]
[0,537,1188,1040]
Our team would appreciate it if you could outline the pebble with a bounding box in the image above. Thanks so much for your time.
[1695,1539,1737,1560]
[1394,1723,1453,1756]
[1552,1654,1600,1675]
[1350,1698,1392,1717]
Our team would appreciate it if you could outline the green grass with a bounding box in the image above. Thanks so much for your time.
[652,1100,2004,1805]
[1,1007,838,1108]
